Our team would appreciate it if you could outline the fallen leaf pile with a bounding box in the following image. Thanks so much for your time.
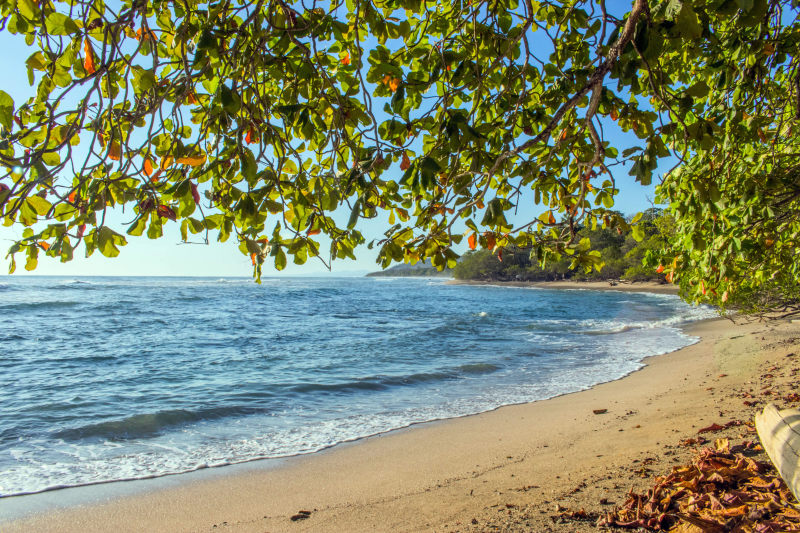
[593,440,800,531]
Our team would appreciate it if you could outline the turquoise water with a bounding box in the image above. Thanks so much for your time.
[0,276,715,496]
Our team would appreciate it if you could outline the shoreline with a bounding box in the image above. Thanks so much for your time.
[0,317,707,514]
[446,278,680,295]
[4,314,797,531]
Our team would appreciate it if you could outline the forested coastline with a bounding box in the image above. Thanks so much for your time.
[453,208,669,283]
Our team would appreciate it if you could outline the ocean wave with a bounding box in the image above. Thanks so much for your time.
[53,407,264,441]
[289,381,389,394]
[457,363,500,374]
[0,301,81,311]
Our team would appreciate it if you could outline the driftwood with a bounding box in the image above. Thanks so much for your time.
[755,403,800,502]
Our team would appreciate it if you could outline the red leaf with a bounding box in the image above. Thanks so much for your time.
[157,205,177,221]
[468,233,477,250]
[400,152,411,171]
[77,224,86,238]
[68,191,77,203]
[698,423,725,434]
[190,182,200,204]
[656,264,665,273]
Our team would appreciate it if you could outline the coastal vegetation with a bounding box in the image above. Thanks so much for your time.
[0,0,798,312]
[453,208,670,282]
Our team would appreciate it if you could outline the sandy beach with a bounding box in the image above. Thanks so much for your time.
[3,305,798,532]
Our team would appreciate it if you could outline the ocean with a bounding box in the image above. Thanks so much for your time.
[0,276,716,497]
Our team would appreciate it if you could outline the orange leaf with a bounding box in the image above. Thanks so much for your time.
[160,156,173,170]
[468,233,477,250]
[559,129,567,141]
[250,253,257,266]
[666,271,674,283]
[400,151,411,171]
[245,128,258,144]
[307,228,321,236]
[382,74,392,85]
[68,191,77,203]
[341,52,351,65]
[497,248,503,262]
[83,39,96,75]
[701,280,706,295]
[108,142,121,161]
[548,211,556,224]
[176,154,206,166]
[149,169,163,183]
[143,158,154,176]
[186,92,198,105]
[389,77,401,92]
[38,241,50,251]
[136,28,156,43]
[476,200,485,209]
[656,264,665,273]
[610,108,618,121]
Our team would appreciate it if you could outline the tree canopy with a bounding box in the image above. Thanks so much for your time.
[0,0,798,309]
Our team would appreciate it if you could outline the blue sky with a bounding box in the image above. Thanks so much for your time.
[0,17,665,278]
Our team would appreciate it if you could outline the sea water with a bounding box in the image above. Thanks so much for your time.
[0,276,716,496]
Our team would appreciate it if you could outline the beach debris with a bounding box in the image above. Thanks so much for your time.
[290,510,312,521]
[594,440,799,531]
[551,507,600,524]
[681,436,708,447]
[698,422,726,433]
[593,409,608,415]
[697,420,748,434]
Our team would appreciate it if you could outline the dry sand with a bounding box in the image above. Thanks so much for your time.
[4,308,799,532]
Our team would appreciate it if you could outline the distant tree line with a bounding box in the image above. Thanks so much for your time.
[453,209,670,283]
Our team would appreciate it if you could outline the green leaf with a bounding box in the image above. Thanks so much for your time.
[275,247,287,270]
[45,13,80,35]
[27,196,52,216]
[97,226,126,257]
[0,90,14,131]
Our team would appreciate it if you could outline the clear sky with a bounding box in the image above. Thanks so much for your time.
[0,19,665,278]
